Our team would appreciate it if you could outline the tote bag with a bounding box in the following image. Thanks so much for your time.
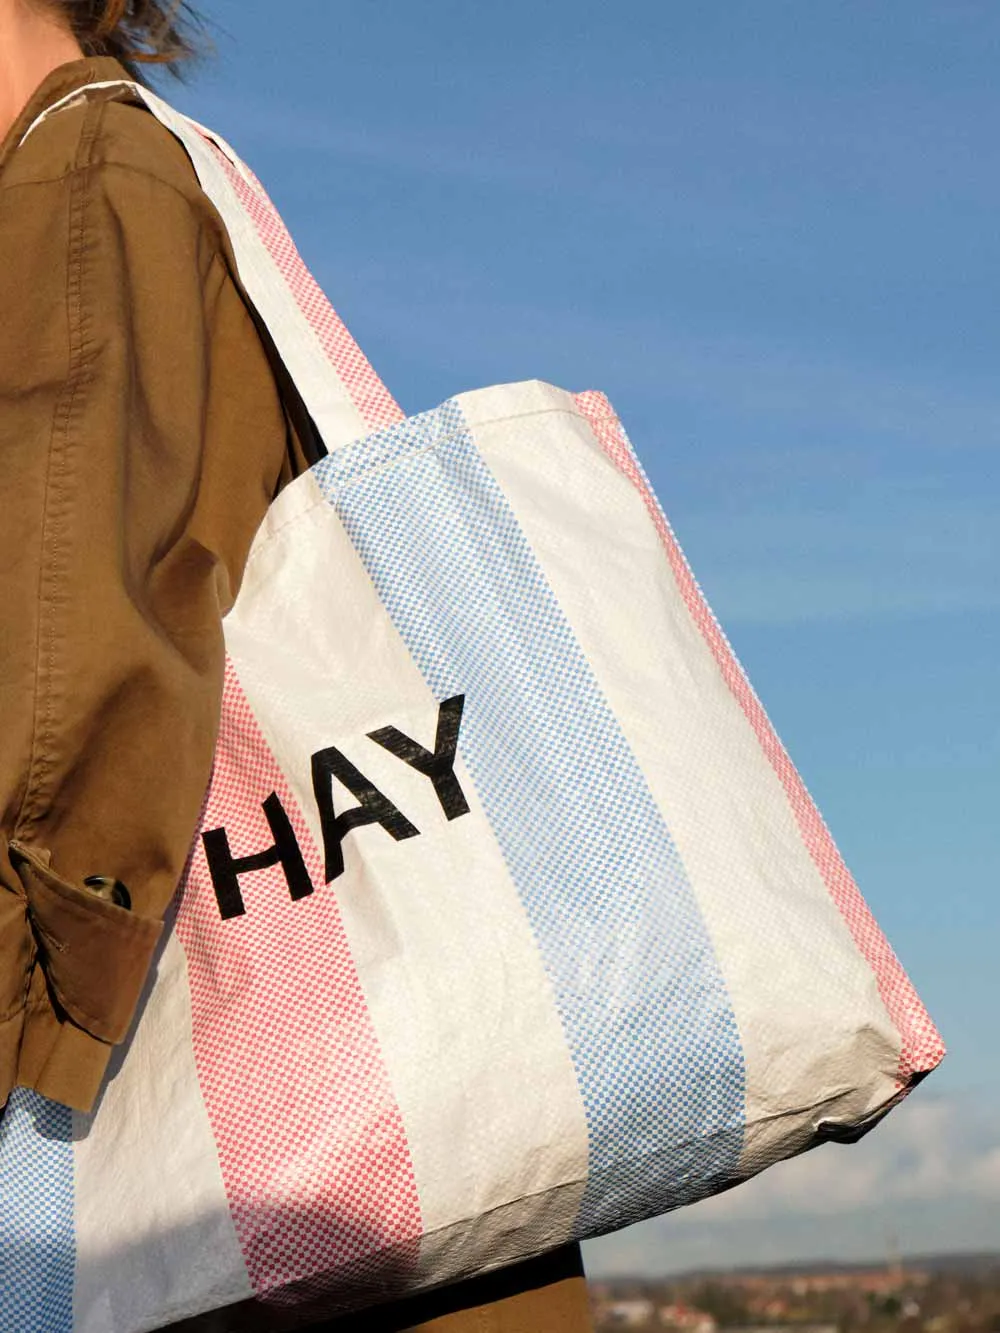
[1,82,944,1333]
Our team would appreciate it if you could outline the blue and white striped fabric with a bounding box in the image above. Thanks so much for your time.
[0,1091,75,1333]
[312,400,746,1236]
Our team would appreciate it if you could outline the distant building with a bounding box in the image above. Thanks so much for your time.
[605,1299,656,1326]
[724,1326,837,1333]
[658,1301,717,1332]
[786,1270,926,1296]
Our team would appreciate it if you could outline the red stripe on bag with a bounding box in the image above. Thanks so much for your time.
[575,390,945,1085]
[176,661,423,1299]
[205,140,405,434]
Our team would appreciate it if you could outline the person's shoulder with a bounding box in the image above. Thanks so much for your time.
[92,98,204,201]
[5,93,205,208]
[2,91,234,273]
[2,95,88,188]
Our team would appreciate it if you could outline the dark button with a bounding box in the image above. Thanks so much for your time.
[83,876,132,911]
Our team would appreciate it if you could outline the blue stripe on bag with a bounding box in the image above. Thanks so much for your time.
[313,400,746,1234]
[0,1090,75,1331]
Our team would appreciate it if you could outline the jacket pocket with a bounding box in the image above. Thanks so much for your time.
[9,840,162,1044]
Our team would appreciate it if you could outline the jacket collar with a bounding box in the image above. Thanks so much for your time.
[0,56,130,177]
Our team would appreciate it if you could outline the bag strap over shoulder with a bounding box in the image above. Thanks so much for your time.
[21,81,403,453]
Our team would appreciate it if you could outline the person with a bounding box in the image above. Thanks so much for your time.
[0,1,593,1330]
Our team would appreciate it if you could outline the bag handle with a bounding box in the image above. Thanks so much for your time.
[21,81,400,452]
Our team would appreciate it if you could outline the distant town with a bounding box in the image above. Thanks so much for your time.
[589,1253,1000,1333]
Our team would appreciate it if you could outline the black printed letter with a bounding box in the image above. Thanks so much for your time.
[202,792,313,920]
[367,694,470,821]
[312,747,420,882]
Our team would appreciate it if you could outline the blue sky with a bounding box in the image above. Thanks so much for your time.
[171,1,998,1272]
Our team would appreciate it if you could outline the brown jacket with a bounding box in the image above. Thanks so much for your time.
[0,56,317,1114]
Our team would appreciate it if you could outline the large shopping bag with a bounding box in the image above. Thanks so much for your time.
[1,84,944,1332]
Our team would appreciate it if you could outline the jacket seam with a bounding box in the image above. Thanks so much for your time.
[0,157,222,215]
[13,105,103,837]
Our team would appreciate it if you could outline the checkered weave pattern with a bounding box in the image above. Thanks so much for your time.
[313,400,747,1238]
[574,390,946,1084]
[204,141,405,434]
[176,661,423,1298]
[0,1090,74,1333]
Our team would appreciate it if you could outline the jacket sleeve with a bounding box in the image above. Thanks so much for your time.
[0,103,298,1111]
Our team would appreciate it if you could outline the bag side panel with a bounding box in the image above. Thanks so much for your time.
[467,385,902,1185]
[575,391,945,1088]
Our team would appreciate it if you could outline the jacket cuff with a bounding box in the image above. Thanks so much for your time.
[10,841,162,1045]
[18,1006,116,1115]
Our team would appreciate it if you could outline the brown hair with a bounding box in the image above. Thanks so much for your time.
[50,1,206,80]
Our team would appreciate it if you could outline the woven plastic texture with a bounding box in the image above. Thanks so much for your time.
[176,662,423,1300]
[574,389,946,1084]
[312,399,747,1238]
[0,1090,74,1333]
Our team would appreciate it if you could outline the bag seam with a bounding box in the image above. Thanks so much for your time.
[242,402,620,571]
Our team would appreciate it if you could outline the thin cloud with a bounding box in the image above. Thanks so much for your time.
[687,1098,1000,1222]
[585,1094,1000,1275]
